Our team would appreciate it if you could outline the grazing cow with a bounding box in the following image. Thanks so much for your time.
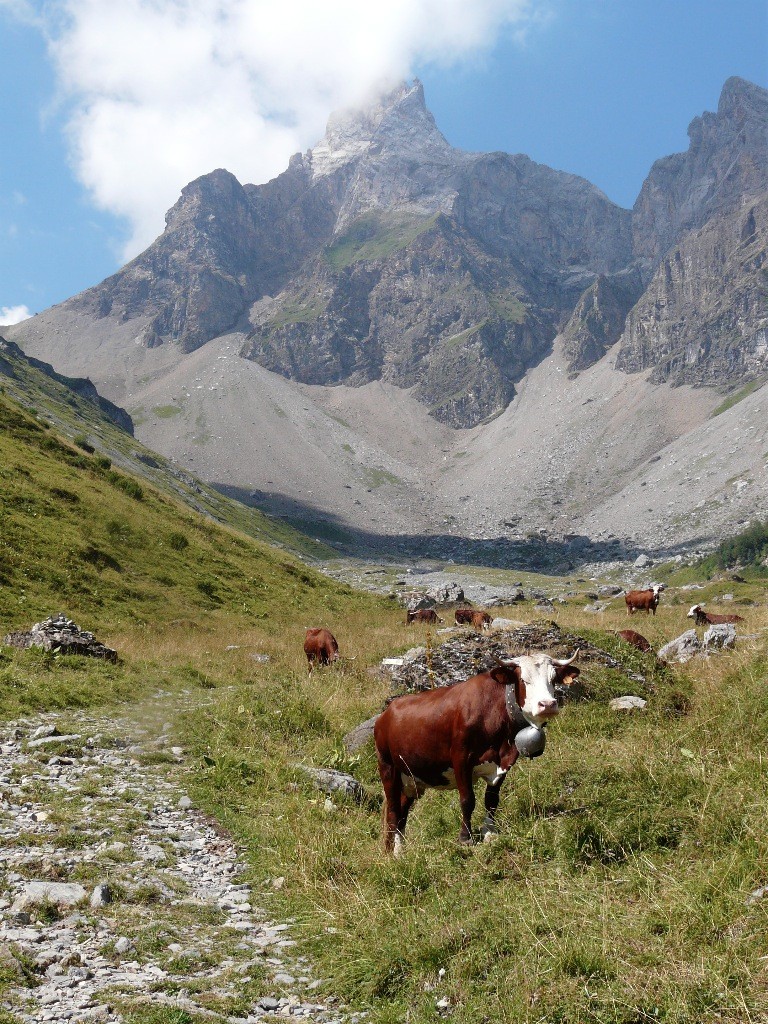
[303,628,339,671]
[406,608,444,626]
[470,610,493,631]
[374,651,580,853]
[455,608,492,630]
[625,584,664,616]
[454,607,476,625]
[616,629,653,653]
[687,604,745,626]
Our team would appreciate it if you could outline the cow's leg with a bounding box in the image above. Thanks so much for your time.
[454,765,476,844]
[378,759,404,854]
[394,791,416,858]
[481,750,518,839]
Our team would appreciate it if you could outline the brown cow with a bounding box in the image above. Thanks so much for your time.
[406,609,444,626]
[374,652,580,853]
[687,604,745,626]
[303,628,339,671]
[455,608,492,630]
[616,629,653,653]
[454,607,476,625]
[625,584,664,615]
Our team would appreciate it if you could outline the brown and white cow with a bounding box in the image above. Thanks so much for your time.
[687,604,745,626]
[374,651,580,853]
[303,628,339,671]
[406,608,444,626]
[454,607,476,626]
[625,584,664,615]
[616,629,653,653]
[455,608,492,630]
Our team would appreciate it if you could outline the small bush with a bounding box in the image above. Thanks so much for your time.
[168,531,189,551]
[73,434,95,453]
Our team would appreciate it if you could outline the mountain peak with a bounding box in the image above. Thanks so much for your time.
[308,79,449,178]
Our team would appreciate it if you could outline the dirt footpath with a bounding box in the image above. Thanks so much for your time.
[0,703,363,1024]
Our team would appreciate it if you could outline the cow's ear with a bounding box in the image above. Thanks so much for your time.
[490,662,519,686]
[557,666,580,688]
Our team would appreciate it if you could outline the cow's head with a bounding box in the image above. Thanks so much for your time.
[687,604,702,618]
[495,652,580,725]
[652,583,665,597]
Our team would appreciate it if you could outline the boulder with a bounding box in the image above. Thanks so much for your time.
[293,765,366,803]
[703,623,737,651]
[609,696,648,711]
[342,715,379,752]
[658,630,701,664]
[2,614,117,662]
[426,582,464,605]
[12,881,87,913]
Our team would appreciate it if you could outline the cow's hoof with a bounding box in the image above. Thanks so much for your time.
[481,829,498,843]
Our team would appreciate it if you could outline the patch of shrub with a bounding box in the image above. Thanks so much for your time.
[168,531,189,551]
[73,434,95,453]
[106,472,144,500]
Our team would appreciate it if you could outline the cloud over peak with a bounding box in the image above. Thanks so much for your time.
[40,0,543,260]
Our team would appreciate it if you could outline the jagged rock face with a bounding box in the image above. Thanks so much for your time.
[632,77,768,265]
[560,270,644,373]
[10,76,768,428]
[616,195,768,384]
[242,213,548,426]
[54,80,635,428]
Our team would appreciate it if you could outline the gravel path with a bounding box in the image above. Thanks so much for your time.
[0,701,361,1024]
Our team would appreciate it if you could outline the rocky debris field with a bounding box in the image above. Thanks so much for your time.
[384,619,647,697]
[0,702,361,1024]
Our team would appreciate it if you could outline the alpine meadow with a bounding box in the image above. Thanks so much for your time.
[1,66,767,1024]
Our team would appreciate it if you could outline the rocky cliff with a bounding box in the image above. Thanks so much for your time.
[14,78,768,424]
[6,76,768,562]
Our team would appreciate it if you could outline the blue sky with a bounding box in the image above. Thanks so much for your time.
[1,0,766,324]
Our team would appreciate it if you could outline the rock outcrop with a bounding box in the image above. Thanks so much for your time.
[2,614,118,662]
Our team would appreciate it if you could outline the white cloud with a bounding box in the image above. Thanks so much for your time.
[0,304,33,325]
[37,0,544,260]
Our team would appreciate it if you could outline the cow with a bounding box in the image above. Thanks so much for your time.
[303,628,339,671]
[455,608,492,630]
[406,608,444,626]
[374,651,580,854]
[625,584,664,616]
[454,607,476,625]
[687,604,745,626]
[616,629,653,653]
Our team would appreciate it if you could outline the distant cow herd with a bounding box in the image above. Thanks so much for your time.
[302,579,748,852]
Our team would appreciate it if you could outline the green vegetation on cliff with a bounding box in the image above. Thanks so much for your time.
[325,212,438,270]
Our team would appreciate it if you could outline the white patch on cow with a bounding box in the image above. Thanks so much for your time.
[507,654,562,726]
[687,605,700,618]
[473,761,505,785]
[393,832,406,858]
[401,761,504,796]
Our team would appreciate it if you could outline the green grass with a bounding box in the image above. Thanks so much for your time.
[709,377,767,417]
[178,596,768,1024]
[151,404,183,419]
[1,378,768,1023]
[488,290,528,323]
[361,466,402,489]
[325,212,438,271]
[269,294,328,328]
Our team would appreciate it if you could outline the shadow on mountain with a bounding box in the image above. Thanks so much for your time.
[214,483,711,571]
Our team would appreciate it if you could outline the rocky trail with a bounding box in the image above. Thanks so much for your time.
[0,697,361,1024]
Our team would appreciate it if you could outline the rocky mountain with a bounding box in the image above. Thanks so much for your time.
[7,76,768,564]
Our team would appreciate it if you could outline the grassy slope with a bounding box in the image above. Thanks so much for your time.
[0,392,387,717]
[182,601,768,1024]
[0,342,337,561]
[1,390,767,1023]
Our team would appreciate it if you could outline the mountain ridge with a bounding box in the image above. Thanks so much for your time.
[7,76,768,563]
